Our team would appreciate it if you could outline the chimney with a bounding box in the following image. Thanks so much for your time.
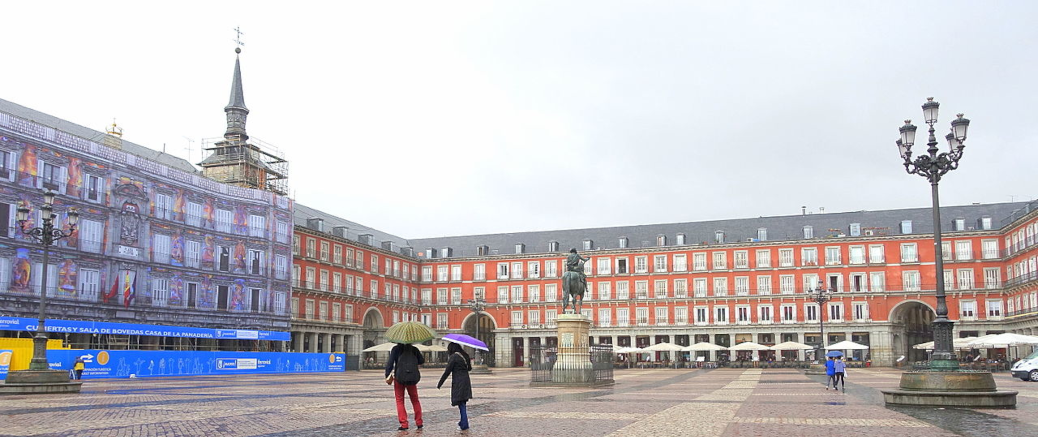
[801,206,807,216]
[332,226,348,238]
[306,218,324,232]
[358,234,373,246]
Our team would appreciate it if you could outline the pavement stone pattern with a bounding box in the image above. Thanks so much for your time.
[1,367,1037,437]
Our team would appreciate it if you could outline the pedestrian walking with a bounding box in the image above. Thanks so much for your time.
[73,356,86,380]
[824,356,836,390]
[833,356,847,392]
[385,343,425,431]
[437,342,473,431]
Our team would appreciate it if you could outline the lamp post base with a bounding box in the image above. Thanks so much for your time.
[1,370,82,395]
[882,371,1016,408]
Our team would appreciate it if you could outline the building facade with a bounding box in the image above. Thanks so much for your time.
[0,50,293,352]
[291,202,1038,367]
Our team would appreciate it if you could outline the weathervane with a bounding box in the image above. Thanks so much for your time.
[233,26,245,50]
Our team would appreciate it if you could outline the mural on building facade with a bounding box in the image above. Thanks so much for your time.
[57,260,77,295]
[11,248,31,293]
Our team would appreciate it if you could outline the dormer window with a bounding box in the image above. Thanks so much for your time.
[849,223,861,237]
[803,226,813,239]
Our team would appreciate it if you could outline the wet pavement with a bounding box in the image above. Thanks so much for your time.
[1,367,1036,436]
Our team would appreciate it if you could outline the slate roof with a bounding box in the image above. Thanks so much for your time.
[293,203,414,255]
[0,98,199,174]
[406,202,1030,258]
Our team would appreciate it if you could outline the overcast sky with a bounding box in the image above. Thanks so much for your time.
[3,1,1036,239]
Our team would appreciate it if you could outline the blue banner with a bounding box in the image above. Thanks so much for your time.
[45,350,345,379]
[0,350,11,378]
[0,317,290,341]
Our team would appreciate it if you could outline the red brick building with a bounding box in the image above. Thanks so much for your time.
[290,201,1038,367]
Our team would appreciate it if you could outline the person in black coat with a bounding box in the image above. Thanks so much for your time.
[437,342,473,430]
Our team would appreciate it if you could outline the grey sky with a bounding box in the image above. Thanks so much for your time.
[3,1,1036,239]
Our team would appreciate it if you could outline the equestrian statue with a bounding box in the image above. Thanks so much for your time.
[561,248,590,314]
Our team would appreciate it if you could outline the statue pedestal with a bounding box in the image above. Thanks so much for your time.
[550,314,593,384]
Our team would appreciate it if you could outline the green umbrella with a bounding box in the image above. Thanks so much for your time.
[385,321,436,344]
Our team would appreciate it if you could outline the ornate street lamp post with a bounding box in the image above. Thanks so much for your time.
[811,281,833,362]
[896,97,969,372]
[467,297,487,365]
[16,190,79,371]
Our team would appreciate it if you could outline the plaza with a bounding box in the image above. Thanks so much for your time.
[2,368,1037,437]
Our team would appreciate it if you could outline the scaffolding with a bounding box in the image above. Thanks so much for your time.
[199,134,289,195]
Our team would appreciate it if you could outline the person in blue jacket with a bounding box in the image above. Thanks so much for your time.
[825,356,837,390]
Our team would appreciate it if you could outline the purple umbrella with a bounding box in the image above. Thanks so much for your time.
[442,333,489,351]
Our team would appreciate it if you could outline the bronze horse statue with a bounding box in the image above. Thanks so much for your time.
[561,258,587,314]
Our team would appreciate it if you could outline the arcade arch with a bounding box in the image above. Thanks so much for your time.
[889,300,936,363]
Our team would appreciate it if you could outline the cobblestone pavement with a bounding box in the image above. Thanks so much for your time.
[2,367,1037,437]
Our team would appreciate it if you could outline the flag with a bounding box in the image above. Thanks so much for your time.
[102,272,119,304]
[123,270,136,308]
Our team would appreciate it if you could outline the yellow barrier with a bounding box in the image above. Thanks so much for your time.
[0,338,69,371]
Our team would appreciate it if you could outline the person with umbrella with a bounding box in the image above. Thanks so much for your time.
[437,342,473,431]
[384,321,435,431]
[833,355,847,392]
[825,355,837,390]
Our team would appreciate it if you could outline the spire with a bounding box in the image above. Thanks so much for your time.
[224,47,249,141]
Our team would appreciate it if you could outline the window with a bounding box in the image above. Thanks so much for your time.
[528,285,540,303]
[653,255,667,273]
[152,278,169,307]
[41,162,64,191]
[801,248,818,266]
[903,271,920,292]
[983,268,1000,289]
[319,270,329,291]
[757,228,768,241]
[803,226,813,239]
[153,234,171,264]
[292,265,301,287]
[332,245,342,264]
[778,249,794,267]
[636,307,649,326]
[657,235,667,246]
[695,306,709,325]
[437,313,448,329]
[942,241,952,261]
[715,231,725,244]
[370,255,378,273]
[512,285,524,303]
[451,288,462,305]
[960,300,976,320]
[0,150,12,181]
[673,254,687,272]
[756,250,771,268]
[849,246,865,265]
[248,214,266,238]
[757,276,771,295]
[511,311,523,327]
[598,282,611,300]
[981,240,999,259]
[616,281,629,299]
[305,300,315,319]
[713,278,727,296]
[676,233,686,245]
[528,261,540,278]
[545,284,558,301]
[712,252,727,270]
[451,265,462,281]
[780,275,795,294]
[849,223,861,237]
[275,221,290,244]
[869,245,885,263]
[635,281,648,299]
[529,310,541,327]
[618,237,628,249]
[616,258,628,274]
[853,302,869,321]
[655,307,669,325]
[216,209,233,233]
[305,267,315,289]
[693,253,707,271]
[511,262,523,279]
[675,307,688,324]
[900,243,918,263]
[546,310,558,327]
[437,288,448,305]
[635,256,647,273]
[870,272,885,292]
[474,264,485,281]
[497,263,509,279]
[186,240,201,268]
[545,261,558,278]
[422,266,433,282]
[986,300,1003,319]
[654,280,667,298]
[332,272,342,292]
[305,238,316,258]
[781,304,796,323]
[319,302,328,321]
[849,273,866,292]
[805,303,819,322]
[318,241,329,261]
[758,305,773,324]
[736,305,751,324]
[597,257,611,275]
[734,251,748,269]
[955,240,973,260]
[714,306,729,324]
[79,219,103,253]
[828,303,843,322]
[693,278,707,297]
[735,277,749,295]
[248,249,263,275]
[674,279,687,298]
[582,239,593,250]
[957,269,975,290]
[84,174,104,202]
[900,220,913,234]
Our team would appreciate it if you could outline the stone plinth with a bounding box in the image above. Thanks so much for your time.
[882,371,1017,408]
[551,314,593,385]
[1,370,83,395]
